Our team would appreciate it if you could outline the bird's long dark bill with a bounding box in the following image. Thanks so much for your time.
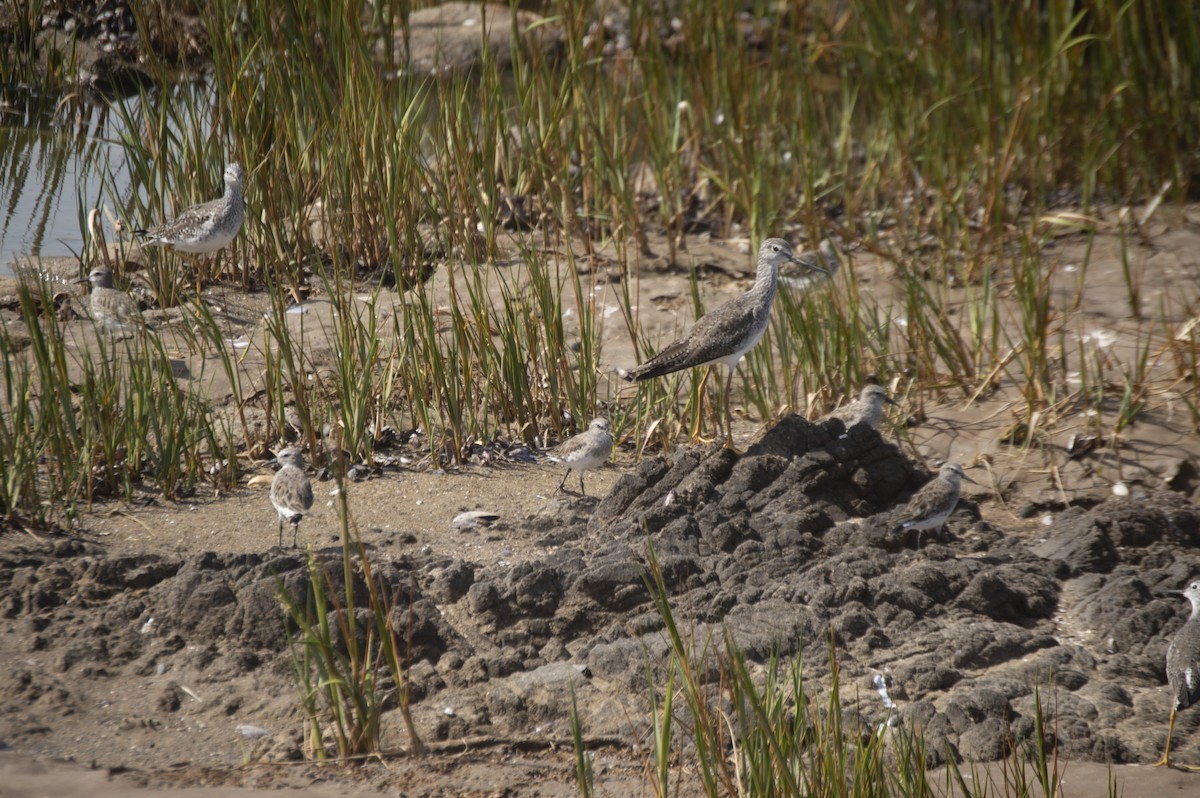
[794,255,831,276]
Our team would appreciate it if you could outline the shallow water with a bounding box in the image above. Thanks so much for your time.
[0,87,141,275]
[1,82,215,277]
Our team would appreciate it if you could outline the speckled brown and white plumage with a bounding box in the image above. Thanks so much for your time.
[78,267,144,335]
[270,448,314,548]
[1159,579,1200,769]
[136,163,245,254]
[1168,580,1200,712]
[617,239,827,382]
[823,385,897,431]
[547,418,613,496]
[892,462,974,543]
[616,239,829,447]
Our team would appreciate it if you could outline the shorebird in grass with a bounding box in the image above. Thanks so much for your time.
[1156,578,1200,770]
[269,448,314,548]
[822,385,897,432]
[135,162,246,289]
[546,418,613,496]
[617,238,830,450]
[76,266,146,339]
[892,462,975,546]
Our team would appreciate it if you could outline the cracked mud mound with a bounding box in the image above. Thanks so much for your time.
[2,416,1200,772]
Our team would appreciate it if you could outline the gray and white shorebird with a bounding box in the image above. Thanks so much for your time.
[1156,578,1200,770]
[822,385,897,431]
[76,266,145,337]
[546,418,613,496]
[136,162,246,284]
[617,238,830,448]
[269,448,314,548]
[892,462,975,545]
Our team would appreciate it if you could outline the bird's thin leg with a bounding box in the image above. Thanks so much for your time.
[278,518,284,548]
[1154,707,1176,767]
[558,470,569,492]
[722,367,743,454]
[723,367,734,447]
[579,472,587,496]
[292,520,300,548]
[690,367,715,441]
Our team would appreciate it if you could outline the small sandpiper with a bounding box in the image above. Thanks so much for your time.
[617,238,830,449]
[892,462,975,545]
[1156,577,1200,770]
[270,448,314,548]
[822,385,897,431]
[546,418,613,496]
[136,163,246,284]
[76,266,145,338]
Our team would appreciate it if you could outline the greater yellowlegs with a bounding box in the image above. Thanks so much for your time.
[76,267,145,338]
[547,418,613,496]
[269,448,314,548]
[1156,578,1200,770]
[136,163,246,285]
[892,462,975,545]
[822,385,897,431]
[617,238,829,448]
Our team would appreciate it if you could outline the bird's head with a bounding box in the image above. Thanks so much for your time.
[861,384,897,407]
[759,238,831,277]
[225,162,246,189]
[939,462,977,485]
[76,267,115,289]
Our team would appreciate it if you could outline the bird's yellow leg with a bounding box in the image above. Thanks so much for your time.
[690,367,715,442]
[721,368,743,454]
[1154,708,1176,767]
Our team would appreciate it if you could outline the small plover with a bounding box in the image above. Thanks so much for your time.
[617,238,829,448]
[270,448,314,548]
[546,418,613,496]
[892,462,975,545]
[76,267,145,337]
[822,385,897,431]
[1156,578,1200,770]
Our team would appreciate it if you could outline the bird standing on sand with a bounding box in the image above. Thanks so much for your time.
[76,266,145,338]
[617,238,830,449]
[270,448,314,548]
[547,418,613,496]
[136,162,246,286]
[1156,578,1200,770]
[822,385,897,431]
[892,462,975,545]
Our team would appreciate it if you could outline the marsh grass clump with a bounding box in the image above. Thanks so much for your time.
[5,0,1198,504]
[276,468,423,760]
[565,544,1109,797]
[149,0,1192,448]
[0,273,235,529]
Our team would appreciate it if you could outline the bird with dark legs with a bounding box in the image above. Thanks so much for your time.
[269,448,313,548]
[546,418,613,496]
